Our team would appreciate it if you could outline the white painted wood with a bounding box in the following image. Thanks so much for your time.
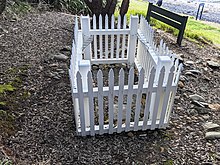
[142,67,156,130]
[97,70,104,134]
[99,15,103,59]
[110,15,114,59]
[134,68,145,131]
[81,16,91,60]
[70,14,183,136]
[90,29,130,35]
[87,71,95,135]
[76,72,86,136]
[116,15,121,59]
[117,68,125,133]
[128,15,138,65]
[125,68,134,132]
[108,69,114,134]
[93,15,98,59]
[91,58,128,64]
[79,60,91,128]
[121,15,127,59]
[105,15,109,59]
[151,67,165,130]
[159,66,175,128]
[165,63,183,124]
[74,16,78,45]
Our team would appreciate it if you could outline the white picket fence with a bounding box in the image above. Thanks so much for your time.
[69,15,183,136]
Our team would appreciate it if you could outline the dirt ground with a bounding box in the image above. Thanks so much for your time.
[0,11,220,164]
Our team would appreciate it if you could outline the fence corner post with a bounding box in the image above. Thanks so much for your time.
[81,15,92,60]
[79,60,91,128]
[128,15,138,66]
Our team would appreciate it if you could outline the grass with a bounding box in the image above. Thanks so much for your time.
[121,0,220,47]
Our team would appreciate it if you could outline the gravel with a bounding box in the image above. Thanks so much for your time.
[0,11,220,164]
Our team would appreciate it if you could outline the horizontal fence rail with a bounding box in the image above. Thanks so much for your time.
[69,14,183,136]
[71,65,182,136]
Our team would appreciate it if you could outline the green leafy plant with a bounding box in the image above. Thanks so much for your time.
[0,84,16,93]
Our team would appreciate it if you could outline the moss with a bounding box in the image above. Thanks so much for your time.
[164,160,174,165]
[0,84,16,93]
[0,65,29,138]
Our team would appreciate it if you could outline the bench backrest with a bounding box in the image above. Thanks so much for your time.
[146,3,188,46]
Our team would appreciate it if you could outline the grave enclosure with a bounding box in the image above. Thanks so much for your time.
[69,15,182,136]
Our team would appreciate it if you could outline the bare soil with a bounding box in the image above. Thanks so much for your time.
[0,11,220,164]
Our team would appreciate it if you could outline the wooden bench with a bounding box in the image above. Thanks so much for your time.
[146,3,188,46]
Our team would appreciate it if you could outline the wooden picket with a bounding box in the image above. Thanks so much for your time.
[69,14,183,136]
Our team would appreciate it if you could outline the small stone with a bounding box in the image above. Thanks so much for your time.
[195,107,209,114]
[208,103,220,111]
[189,94,205,102]
[187,109,198,115]
[191,100,205,107]
[185,72,196,77]
[178,81,184,88]
[60,46,71,52]
[205,132,220,139]
[139,134,147,137]
[204,122,220,130]
[53,76,60,80]
[127,132,134,137]
[49,63,59,67]
[53,53,68,61]
[185,60,194,65]
[202,115,210,120]
[185,69,201,75]
[207,61,220,68]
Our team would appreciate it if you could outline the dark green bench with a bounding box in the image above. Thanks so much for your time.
[146,3,188,46]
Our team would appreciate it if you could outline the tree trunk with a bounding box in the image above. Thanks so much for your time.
[120,0,129,18]
[0,0,6,14]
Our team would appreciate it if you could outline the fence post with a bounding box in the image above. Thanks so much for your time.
[81,15,91,60]
[149,56,172,121]
[79,60,91,128]
[128,15,138,66]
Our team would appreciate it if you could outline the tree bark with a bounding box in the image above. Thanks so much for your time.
[120,0,129,18]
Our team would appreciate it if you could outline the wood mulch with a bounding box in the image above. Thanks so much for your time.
[0,11,219,164]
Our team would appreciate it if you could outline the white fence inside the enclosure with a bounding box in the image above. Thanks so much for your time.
[69,15,182,136]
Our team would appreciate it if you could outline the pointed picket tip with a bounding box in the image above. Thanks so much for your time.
[150,67,156,75]
[109,68,114,77]
[160,66,166,74]
[123,15,127,28]
[87,70,92,77]
[117,15,121,29]
[111,15,115,29]
[119,68,125,75]
[93,15,96,28]
[128,67,134,74]
[178,63,184,71]
[97,69,103,77]
[169,65,175,73]
[76,71,82,79]
[105,14,108,29]
[139,67,145,75]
